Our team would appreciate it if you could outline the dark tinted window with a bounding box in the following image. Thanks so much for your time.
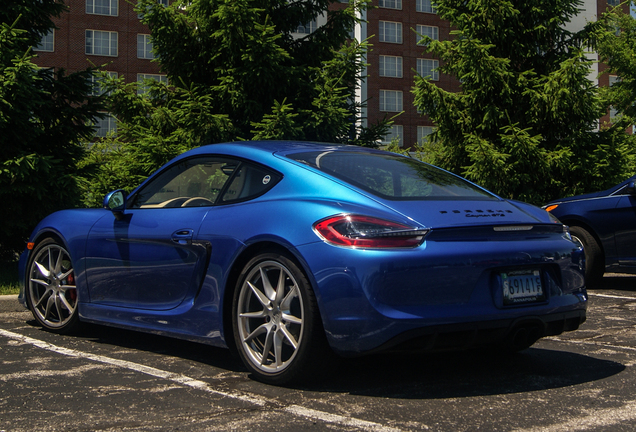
[129,157,280,208]
[287,151,496,200]
[130,157,237,208]
[221,164,281,203]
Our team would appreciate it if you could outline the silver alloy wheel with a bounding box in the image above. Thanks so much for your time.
[28,243,77,329]
[236,260,304,374]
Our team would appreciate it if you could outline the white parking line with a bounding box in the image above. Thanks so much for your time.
[512,400,636,432]
[0,328,401,432]
[588,293,636,301]
[545,337,636,353]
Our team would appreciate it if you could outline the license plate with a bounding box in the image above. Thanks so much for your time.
[501,269,545,305]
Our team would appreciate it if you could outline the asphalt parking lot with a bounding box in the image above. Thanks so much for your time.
[2,274,636,432]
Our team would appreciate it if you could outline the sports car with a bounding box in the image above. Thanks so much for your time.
[545,176,636,287]
[19,141,587,384]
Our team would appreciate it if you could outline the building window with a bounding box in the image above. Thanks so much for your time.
[89,71,117,96]
[607,0,620,6]
[416,25,439,45]
[380,90,403,112]
[95,113,117,137]
[417,126,434,144]
[417,58,439,81]
[379,0,401,10]
[379,21,402,44]
[379,55,403,78]
[138,0,168,18]
[137,34,154,59]
[34,30,54,52]
[86,0,118,16]
[381,125,404,146]
[609,77,622,121]
[416,0,437,13]
[609,106,620,120]
[85,30,118,56]
[137,73,168,94]
[296,20,317,34]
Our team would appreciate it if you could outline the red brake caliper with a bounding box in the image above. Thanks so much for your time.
[66,272,77,301]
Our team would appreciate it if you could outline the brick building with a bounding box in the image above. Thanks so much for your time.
[354,0,460,147]
[31,0,630,142]
[354,0,630,147]
[33,0,166,136]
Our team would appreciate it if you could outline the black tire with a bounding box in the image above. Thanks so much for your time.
[569,226,604,288]
[26,238,80,334]
[232,252,332,385]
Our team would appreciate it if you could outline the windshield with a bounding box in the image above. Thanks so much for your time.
[287,151,497,201]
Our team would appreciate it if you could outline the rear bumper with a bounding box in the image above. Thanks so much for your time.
[298,234,586,355]
[364,309,586,355]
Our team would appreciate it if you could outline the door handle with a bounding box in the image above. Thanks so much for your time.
[171,229,194,245]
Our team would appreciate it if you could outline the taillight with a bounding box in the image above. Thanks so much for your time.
[545,210,569,235]
[313,214,429,248]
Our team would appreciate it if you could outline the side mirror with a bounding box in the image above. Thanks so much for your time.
[624,181,636,195]
[103,190,127,219]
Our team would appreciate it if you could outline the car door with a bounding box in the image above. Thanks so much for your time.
[84,156,239,310]
[613,192,636,267]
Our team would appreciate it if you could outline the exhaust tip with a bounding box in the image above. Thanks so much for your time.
[507,322,545,352]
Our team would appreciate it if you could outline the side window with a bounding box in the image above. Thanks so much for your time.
[130,157,238,208]
[221,163,281,203]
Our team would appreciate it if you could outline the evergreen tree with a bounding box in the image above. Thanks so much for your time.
[594,3,636,123]
[0,0,103,258]
[413,0,635,205]
[136,0,377,142]
[83,0,389,204]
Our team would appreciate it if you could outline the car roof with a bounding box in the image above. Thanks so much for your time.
[187,141,350,156]
[180,140,397,160]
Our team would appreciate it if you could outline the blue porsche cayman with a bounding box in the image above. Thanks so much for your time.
[19,141,587,384]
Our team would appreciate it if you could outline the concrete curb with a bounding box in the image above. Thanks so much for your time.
[0,295,26,313]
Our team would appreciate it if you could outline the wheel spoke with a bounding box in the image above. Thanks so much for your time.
[261,326,275,366]
[54,293,65,318]
[44,293,56,321]
[273,331,284,367]
[280,285,298,311]
[33,288,53,309]
[47,247,54,276]
[247,281,271,308]
[274,269,286,305]
[34,261,50,278]
[239,310,267,319]
[58,288,76,312]
[280,324,299,350]
[281,312,302,326]
[260,267,276,301]
[59,268,73,281]
[54,248,63,276]
[30,277,50,288]
[243,323,268,343]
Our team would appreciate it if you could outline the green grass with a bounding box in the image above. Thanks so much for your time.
[0,260,20,295]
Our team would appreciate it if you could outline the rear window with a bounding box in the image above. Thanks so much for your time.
[287,151,497,201]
